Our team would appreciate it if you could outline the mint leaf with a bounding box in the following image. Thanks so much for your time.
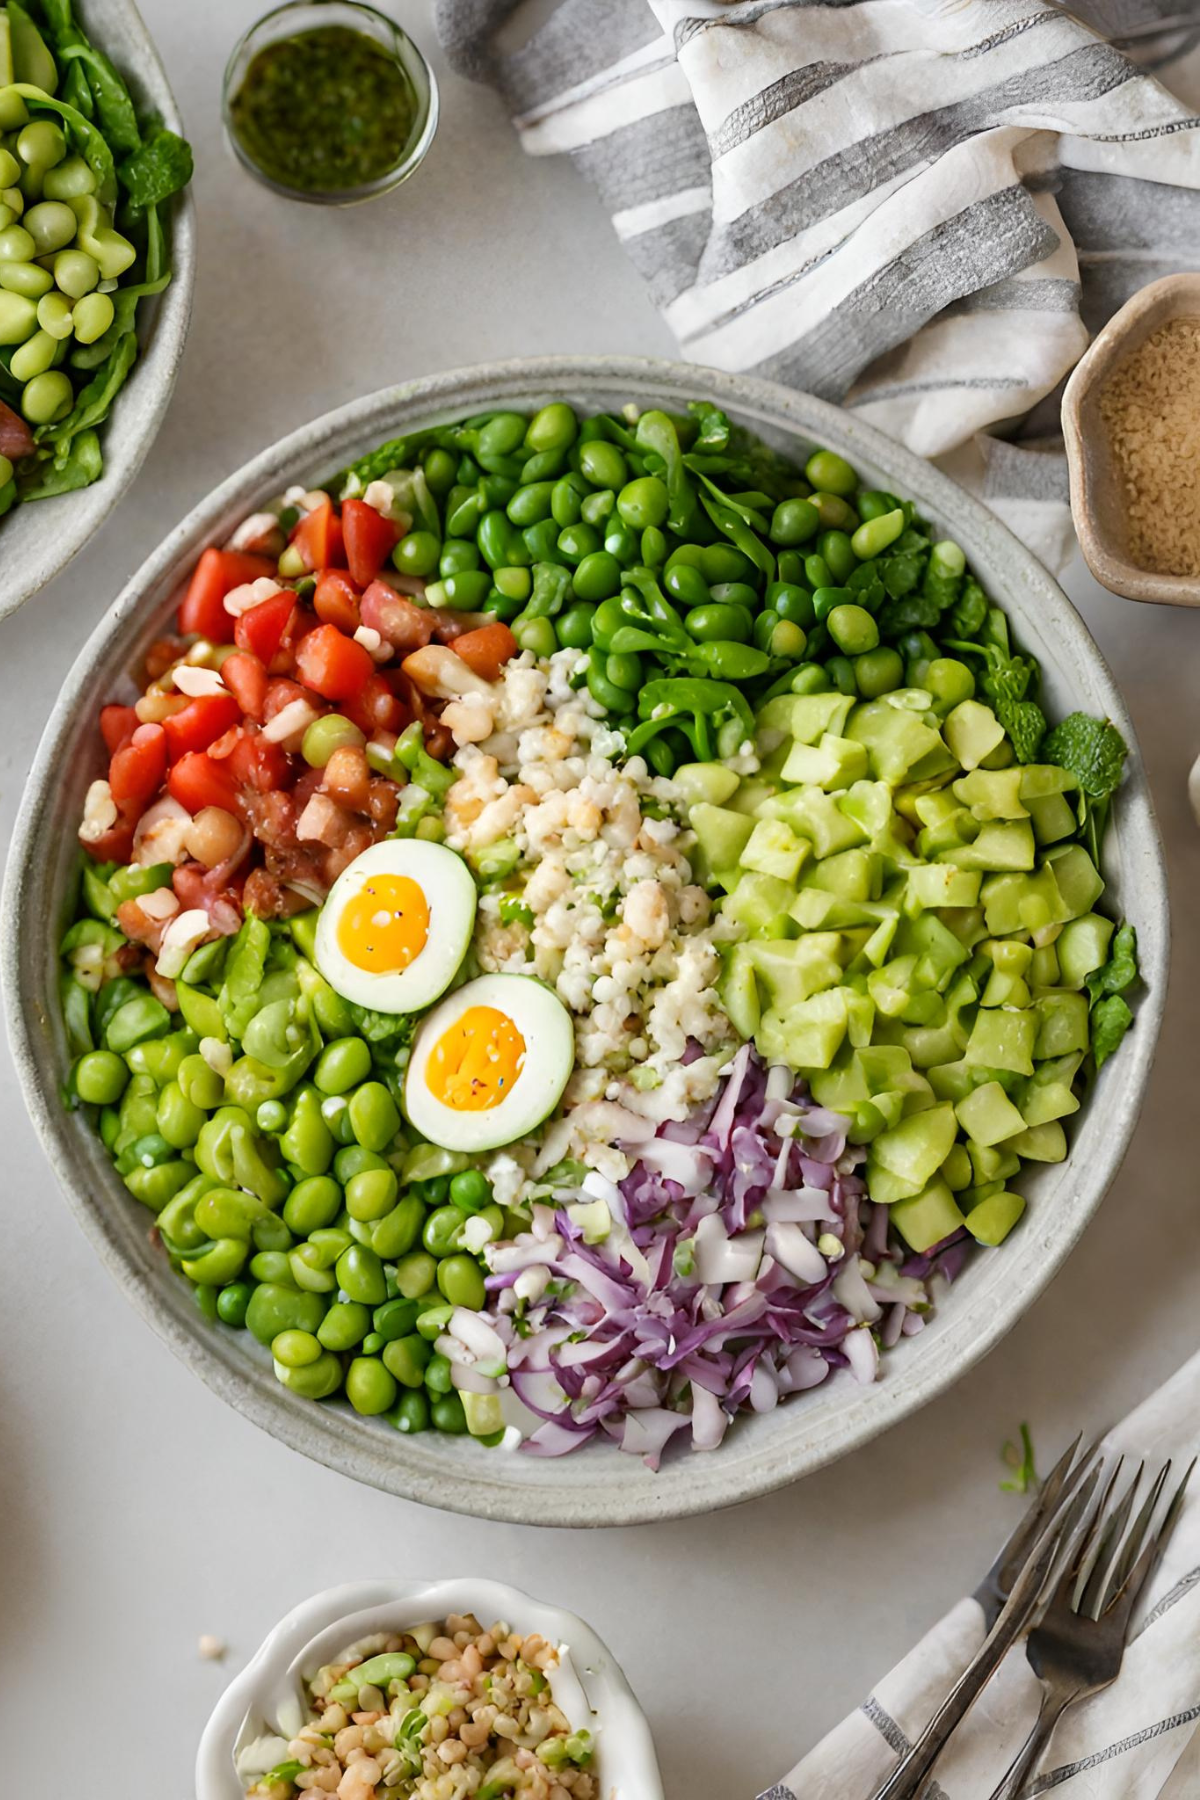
[1092,994,1134,1068]
[1042,713,1128,803]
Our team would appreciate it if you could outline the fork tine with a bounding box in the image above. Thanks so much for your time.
[1077,1461,1142,1619]
[986,1433,1087,1601]
[1057,1456,1121,1616]
[1103,1461,1171,1610]
[1108,1458,1195,1621]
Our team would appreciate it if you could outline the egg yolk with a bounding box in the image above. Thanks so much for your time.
[427,1005,526,1112]
[336,874,430,975]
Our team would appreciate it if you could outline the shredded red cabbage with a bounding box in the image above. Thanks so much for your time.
[456,1048,965,1468]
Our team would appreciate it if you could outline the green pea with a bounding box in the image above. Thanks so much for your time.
[685,603,752,644]
[605,650,642,692]
[273,1327,323,1369]
[512,615,557,659]
[827,603,879,655]
[525,402,577,455]
[436,1254,486,1310]
[770,498,821,545]
[156,1080,206,1149]
[579,440,627,490]
[422,1204,466,1259]
[805,448,858,496]
[393,529,441,577]
[432,1393,469,1435]
[818,529,858,583]
[493,565,531,603]
[415,1299,454,1341]
[449,1168,492,1213]
[347,1081,400,1153]
[424,1351,454,1394]
[391,1389,430,1433]
[556,602,596,649]
[345,1355,397,1415]
[274,1350,342,1399]
[382,1333,432,1388]
[851,508,906,560]
[281,1175,341,1236]
[925,658,977,711]
[856,489,901,522]
[700,543,755,586]
[853,646,905,698]
[314,1037,373,1096]
[74,1049,128,1105]
[571,550,621,602]
[216,1282,253,1329]
[789,663,833,696]
[22,369,73,425]
[345,1167,399,1222]
[603,521,639,565]
[314,1300,368,1352]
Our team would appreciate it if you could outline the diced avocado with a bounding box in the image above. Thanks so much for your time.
[1019,764,1078,800]
[1033,991,1090,1058]
[869,1101,957,1193]
[803,847,879,902]
[1044,844,1104,919]
[953,768,1028,820]
[721,871,796,936]
[847,702,950,785]
[726,779,779,817]
[720,946,760,1040]
[964,1190,1026,1246]
[756,988,847,1069]
[1007,1120,1067,1162]
[955,1081,1026,1147]
[968,1140,1021,1184]
[942,1142,973,1191]
[904,863,982,911]
[951,820,1036,872]
[1027,792,1077,845]
[774,787,868,859]
[980,968,1031,1009]
[1056,913,1115,988]
[944,700,1006,770]
[964,1008,1037,1076]
[781,732,870,791]
[740,817,810,884]
[0,14,12,86]
[890,1178,965,1253]
[690,802,755,877]
[675,762,740,807]
[9,2,57,91]
[745,934,845,1005]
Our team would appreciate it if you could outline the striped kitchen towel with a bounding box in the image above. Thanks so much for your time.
[754,1348,1200,1798]
[433,0,1200,574]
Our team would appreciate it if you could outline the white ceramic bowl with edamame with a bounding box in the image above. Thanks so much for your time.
[3,356,1169,1525]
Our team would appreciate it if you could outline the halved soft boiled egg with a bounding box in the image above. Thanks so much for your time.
[404,973,575,1153]
[315,840,476,1014]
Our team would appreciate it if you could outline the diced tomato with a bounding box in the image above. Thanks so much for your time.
[227,731,291,793]
[290,498,345,574]
[342,498,399,587]
[345,672,409,736]
[109,723,167,808]
[222,652,269,721]
[360,581,435,653]
[100,703,140,755]
[178,548,277,642]
[314,568,363,635]
[234,589,296,666]
[263,677,313,722]
[0,397,35,463]
[168,751,242,816]
[452,622,518,683]
[162,692,243,762]
[295,623,374,702]
[82,816,137,863]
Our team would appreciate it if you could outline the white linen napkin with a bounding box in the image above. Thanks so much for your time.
[436,0,1200,574]
[759,1350,1200,1800]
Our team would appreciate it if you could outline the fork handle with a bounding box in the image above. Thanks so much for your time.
[986,1688,1074,1800]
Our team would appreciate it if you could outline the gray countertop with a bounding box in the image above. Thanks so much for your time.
[3,6,1199,1795]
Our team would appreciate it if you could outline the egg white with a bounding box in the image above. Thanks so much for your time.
[314,839,476,1014]
[404,973,575,1152]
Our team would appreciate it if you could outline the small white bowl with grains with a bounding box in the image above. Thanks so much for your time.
[195,1577,664,1800]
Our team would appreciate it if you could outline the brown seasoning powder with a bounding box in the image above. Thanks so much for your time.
[1098,317,1200,578]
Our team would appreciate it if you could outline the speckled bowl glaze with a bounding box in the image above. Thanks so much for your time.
[196,1578,663,1800]
[3,357,1169,1526]
[0,0,196,621]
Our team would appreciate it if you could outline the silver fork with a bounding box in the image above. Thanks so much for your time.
[986,1455,1195,1800]
[871,1436,1102,1800]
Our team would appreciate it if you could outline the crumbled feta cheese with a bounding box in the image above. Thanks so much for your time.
[155,909,211,979]
[223,576,284,618]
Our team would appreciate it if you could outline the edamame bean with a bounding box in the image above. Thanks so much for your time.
[768,583,816,627]
[700,544,755,586]
[336,1243,388,1305]
[382,1333,431,1387]
[506,480,554,527]
[43,154,96,201]
[0,261,49,301]
[283,1175,342,1235]
[478,411,527,459]
[439,538,480,578]
[925,657,976,711]
[393,529,440,577]
[156,1080,206,1148]
[827,655,858,696]
[334,1144,388,1184]
[663,562,711,609]
[22,369,72,424]
[818,529,857,584]
[580,488,614,527]
[23,201,76,255]
[0,290,36,343]
[571,550,621,601]
[436,1254,486,1310]
[827,603,879,654]
[314,1037,372,1095]
[106,993,171,1053]
[606,650,642,692]
[274,1350,341,1399]
[525,401,576,455]
[616,476,668,530]
[249,1249,294,1285]
[769,620,807,659]
[551,475,584,528]
[424,1350,453,1393]
[685,603,751,644]
[422,446,457,494]
[10,328,53,380]
[493,565,531,602]
[804,448,857,496]
[0,148,17,188]
[346,1355,397,1415]
[856,489,900,522]
[18,120,67,175]
[809,492,859,532]
[770,498,820,545]
[273,1328,323,1369]
[578,439,626,490]
[74,1049,128,1105]
[372,1195,424,1260]
[391,1390,430,1433]
[556,602,595,648]
[851,508,906,560]
[348,1081,400,1153]
[432,1393,468,1435]
[853,645,905,697]
[318,1300,371,1352]
[395,1250,437,1299]
[422,1204,466,1259]
[641,526,667,567]
[346,1166,398,1222]
[557,521,600,562]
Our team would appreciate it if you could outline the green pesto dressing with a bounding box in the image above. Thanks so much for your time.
[229,24,416,194]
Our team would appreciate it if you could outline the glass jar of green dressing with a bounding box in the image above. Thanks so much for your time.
[223,1,438,204]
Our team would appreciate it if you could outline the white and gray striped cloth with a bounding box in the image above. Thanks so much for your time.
[434,0,1200,574]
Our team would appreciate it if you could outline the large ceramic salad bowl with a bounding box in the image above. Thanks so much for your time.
[3,356,1168,1525]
